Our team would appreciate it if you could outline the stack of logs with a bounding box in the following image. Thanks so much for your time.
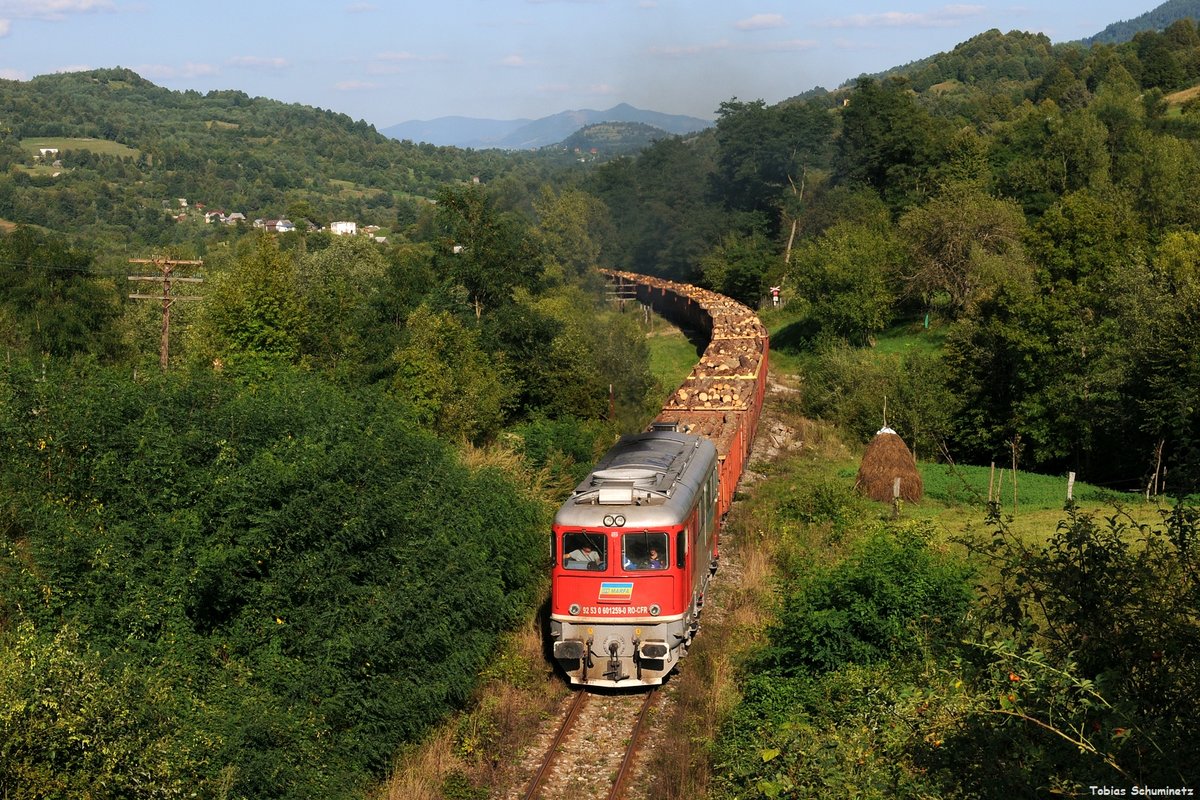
[602,269,766,413]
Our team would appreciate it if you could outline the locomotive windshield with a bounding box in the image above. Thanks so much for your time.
[562,532,607,570]
[622,532,669,570]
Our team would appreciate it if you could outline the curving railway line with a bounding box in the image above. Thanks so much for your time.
[547,270,769,688]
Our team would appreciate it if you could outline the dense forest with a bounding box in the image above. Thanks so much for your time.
[3,10,1200,799]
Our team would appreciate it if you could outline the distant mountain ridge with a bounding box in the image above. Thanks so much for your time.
[382,103,711,149]
[1082,0,1200,45]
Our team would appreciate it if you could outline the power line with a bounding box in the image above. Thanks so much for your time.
[0,257,127,277]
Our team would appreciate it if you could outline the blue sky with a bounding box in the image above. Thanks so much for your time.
[0,1,1159,128]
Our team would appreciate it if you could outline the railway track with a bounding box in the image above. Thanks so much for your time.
[519,689,659,800]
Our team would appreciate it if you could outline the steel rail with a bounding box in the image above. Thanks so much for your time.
[521,689,589,800]
[606,689,658,800]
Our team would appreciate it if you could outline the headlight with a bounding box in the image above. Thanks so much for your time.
[649,604,661,616]
[569,603,581,615]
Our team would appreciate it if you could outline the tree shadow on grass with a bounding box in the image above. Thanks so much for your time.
[768,319,820,354]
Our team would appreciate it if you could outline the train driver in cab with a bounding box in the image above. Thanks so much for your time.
[564,538,604,570]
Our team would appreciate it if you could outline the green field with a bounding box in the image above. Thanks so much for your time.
[644,318,704,391]
[21,136,140,159]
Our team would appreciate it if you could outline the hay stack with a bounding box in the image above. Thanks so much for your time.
[855,427,923,503]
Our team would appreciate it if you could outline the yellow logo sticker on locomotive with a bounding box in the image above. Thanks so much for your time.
[598,582,634,601]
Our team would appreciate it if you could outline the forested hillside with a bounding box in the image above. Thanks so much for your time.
[4,13,1200,799]
[591,21,1200,495]
[0,68,548,247]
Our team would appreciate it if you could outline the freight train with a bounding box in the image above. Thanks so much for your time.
[549,271,769,687]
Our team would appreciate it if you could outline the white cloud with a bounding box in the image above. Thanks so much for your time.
[0,0,116,20]
[537,81,618,97]
[0,67,26,79]
[227,56,288,70]
[135,62,219,80]
[374,51,443,63]
[366,51,444,75]
[736,13,786,31]
[820,4,984,29]
[501,54,530,67]
[335,80,380,90]
[650,36,811,57]
[0,0,114,34]
[53,63,91,73]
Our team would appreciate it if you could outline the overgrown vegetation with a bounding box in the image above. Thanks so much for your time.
[6,7,1200,796]
[706,427,1200,798]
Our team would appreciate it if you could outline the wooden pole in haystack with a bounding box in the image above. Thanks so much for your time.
[856,427,923,505]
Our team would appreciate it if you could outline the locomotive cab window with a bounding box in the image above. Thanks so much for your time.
[562,532,606,570]
[622,532,669,570]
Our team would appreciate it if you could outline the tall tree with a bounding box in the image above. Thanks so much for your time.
[532,186,611,282]
[193,234,306,368]
[787,221,899,345]
[390,305,514,441]
[833,77,945,211]
[699,230,777,308]
[714,98,835,225]
[432,185,544,319]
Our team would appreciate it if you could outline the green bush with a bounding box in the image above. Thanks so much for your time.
[0,357,548,798]
[512,414,610,485]
[762,527,973,674]
[948,503,1200,789]
[712,665,945,799]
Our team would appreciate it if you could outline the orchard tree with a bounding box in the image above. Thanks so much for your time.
[787,221,899,345]
[533,186,611,282]
[193,234,306,368]
[295,234,388,373]
[699,230,776,308]
[898,183,1031,317]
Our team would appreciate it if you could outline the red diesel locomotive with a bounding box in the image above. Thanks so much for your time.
[549,425,719,686]
[549,271,768,687]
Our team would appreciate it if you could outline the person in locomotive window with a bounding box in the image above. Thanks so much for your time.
[564,541,603,569]
[622,532,668,570]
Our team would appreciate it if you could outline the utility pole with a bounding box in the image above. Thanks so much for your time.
[128,258,203,370]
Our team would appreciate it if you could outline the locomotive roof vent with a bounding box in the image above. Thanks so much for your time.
[650,421,679,432]
[571,433,700,506]
[591,467,659,488]
[591,467,660,505]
